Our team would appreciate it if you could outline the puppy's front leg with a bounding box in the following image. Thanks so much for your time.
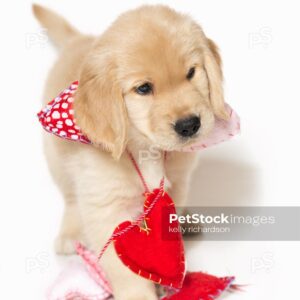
[166,152,199,207]
[166,152,200,236]
[79,199,157,300]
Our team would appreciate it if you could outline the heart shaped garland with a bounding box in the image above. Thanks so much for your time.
[38,82,240,300]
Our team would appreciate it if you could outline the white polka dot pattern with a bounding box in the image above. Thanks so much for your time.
[37,81,91,144]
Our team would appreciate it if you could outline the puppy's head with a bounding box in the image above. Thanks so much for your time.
[74,5,228,159]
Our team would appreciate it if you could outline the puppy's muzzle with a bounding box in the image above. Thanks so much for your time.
[174,116,201,137]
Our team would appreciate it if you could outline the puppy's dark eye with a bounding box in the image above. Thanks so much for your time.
[186,67,196,80]
[136,83,153,95]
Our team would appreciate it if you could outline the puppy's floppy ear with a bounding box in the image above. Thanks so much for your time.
[74,54,128,159]
[203,38,229,120]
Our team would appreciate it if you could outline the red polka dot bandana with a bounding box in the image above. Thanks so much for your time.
[37,81,240,150]
[37,81,91,144]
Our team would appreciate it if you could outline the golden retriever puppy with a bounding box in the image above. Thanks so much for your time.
[33,4,228,300]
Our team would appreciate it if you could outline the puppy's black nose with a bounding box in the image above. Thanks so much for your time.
[174,116,201,137]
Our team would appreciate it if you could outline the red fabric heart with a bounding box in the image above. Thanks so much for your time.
[162,272,235,300]
[113,189,185,289]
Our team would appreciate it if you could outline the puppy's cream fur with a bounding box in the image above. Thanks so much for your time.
[33,4,227,299]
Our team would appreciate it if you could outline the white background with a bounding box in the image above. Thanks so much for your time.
[0,0,300,299]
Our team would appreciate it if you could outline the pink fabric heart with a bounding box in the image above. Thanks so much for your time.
[46,260,111,300]
[47,243,112,300]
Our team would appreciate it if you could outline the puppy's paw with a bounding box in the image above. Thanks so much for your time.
[54,235,76,255]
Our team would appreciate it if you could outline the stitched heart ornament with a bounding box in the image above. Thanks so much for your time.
[113,189,186,289]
